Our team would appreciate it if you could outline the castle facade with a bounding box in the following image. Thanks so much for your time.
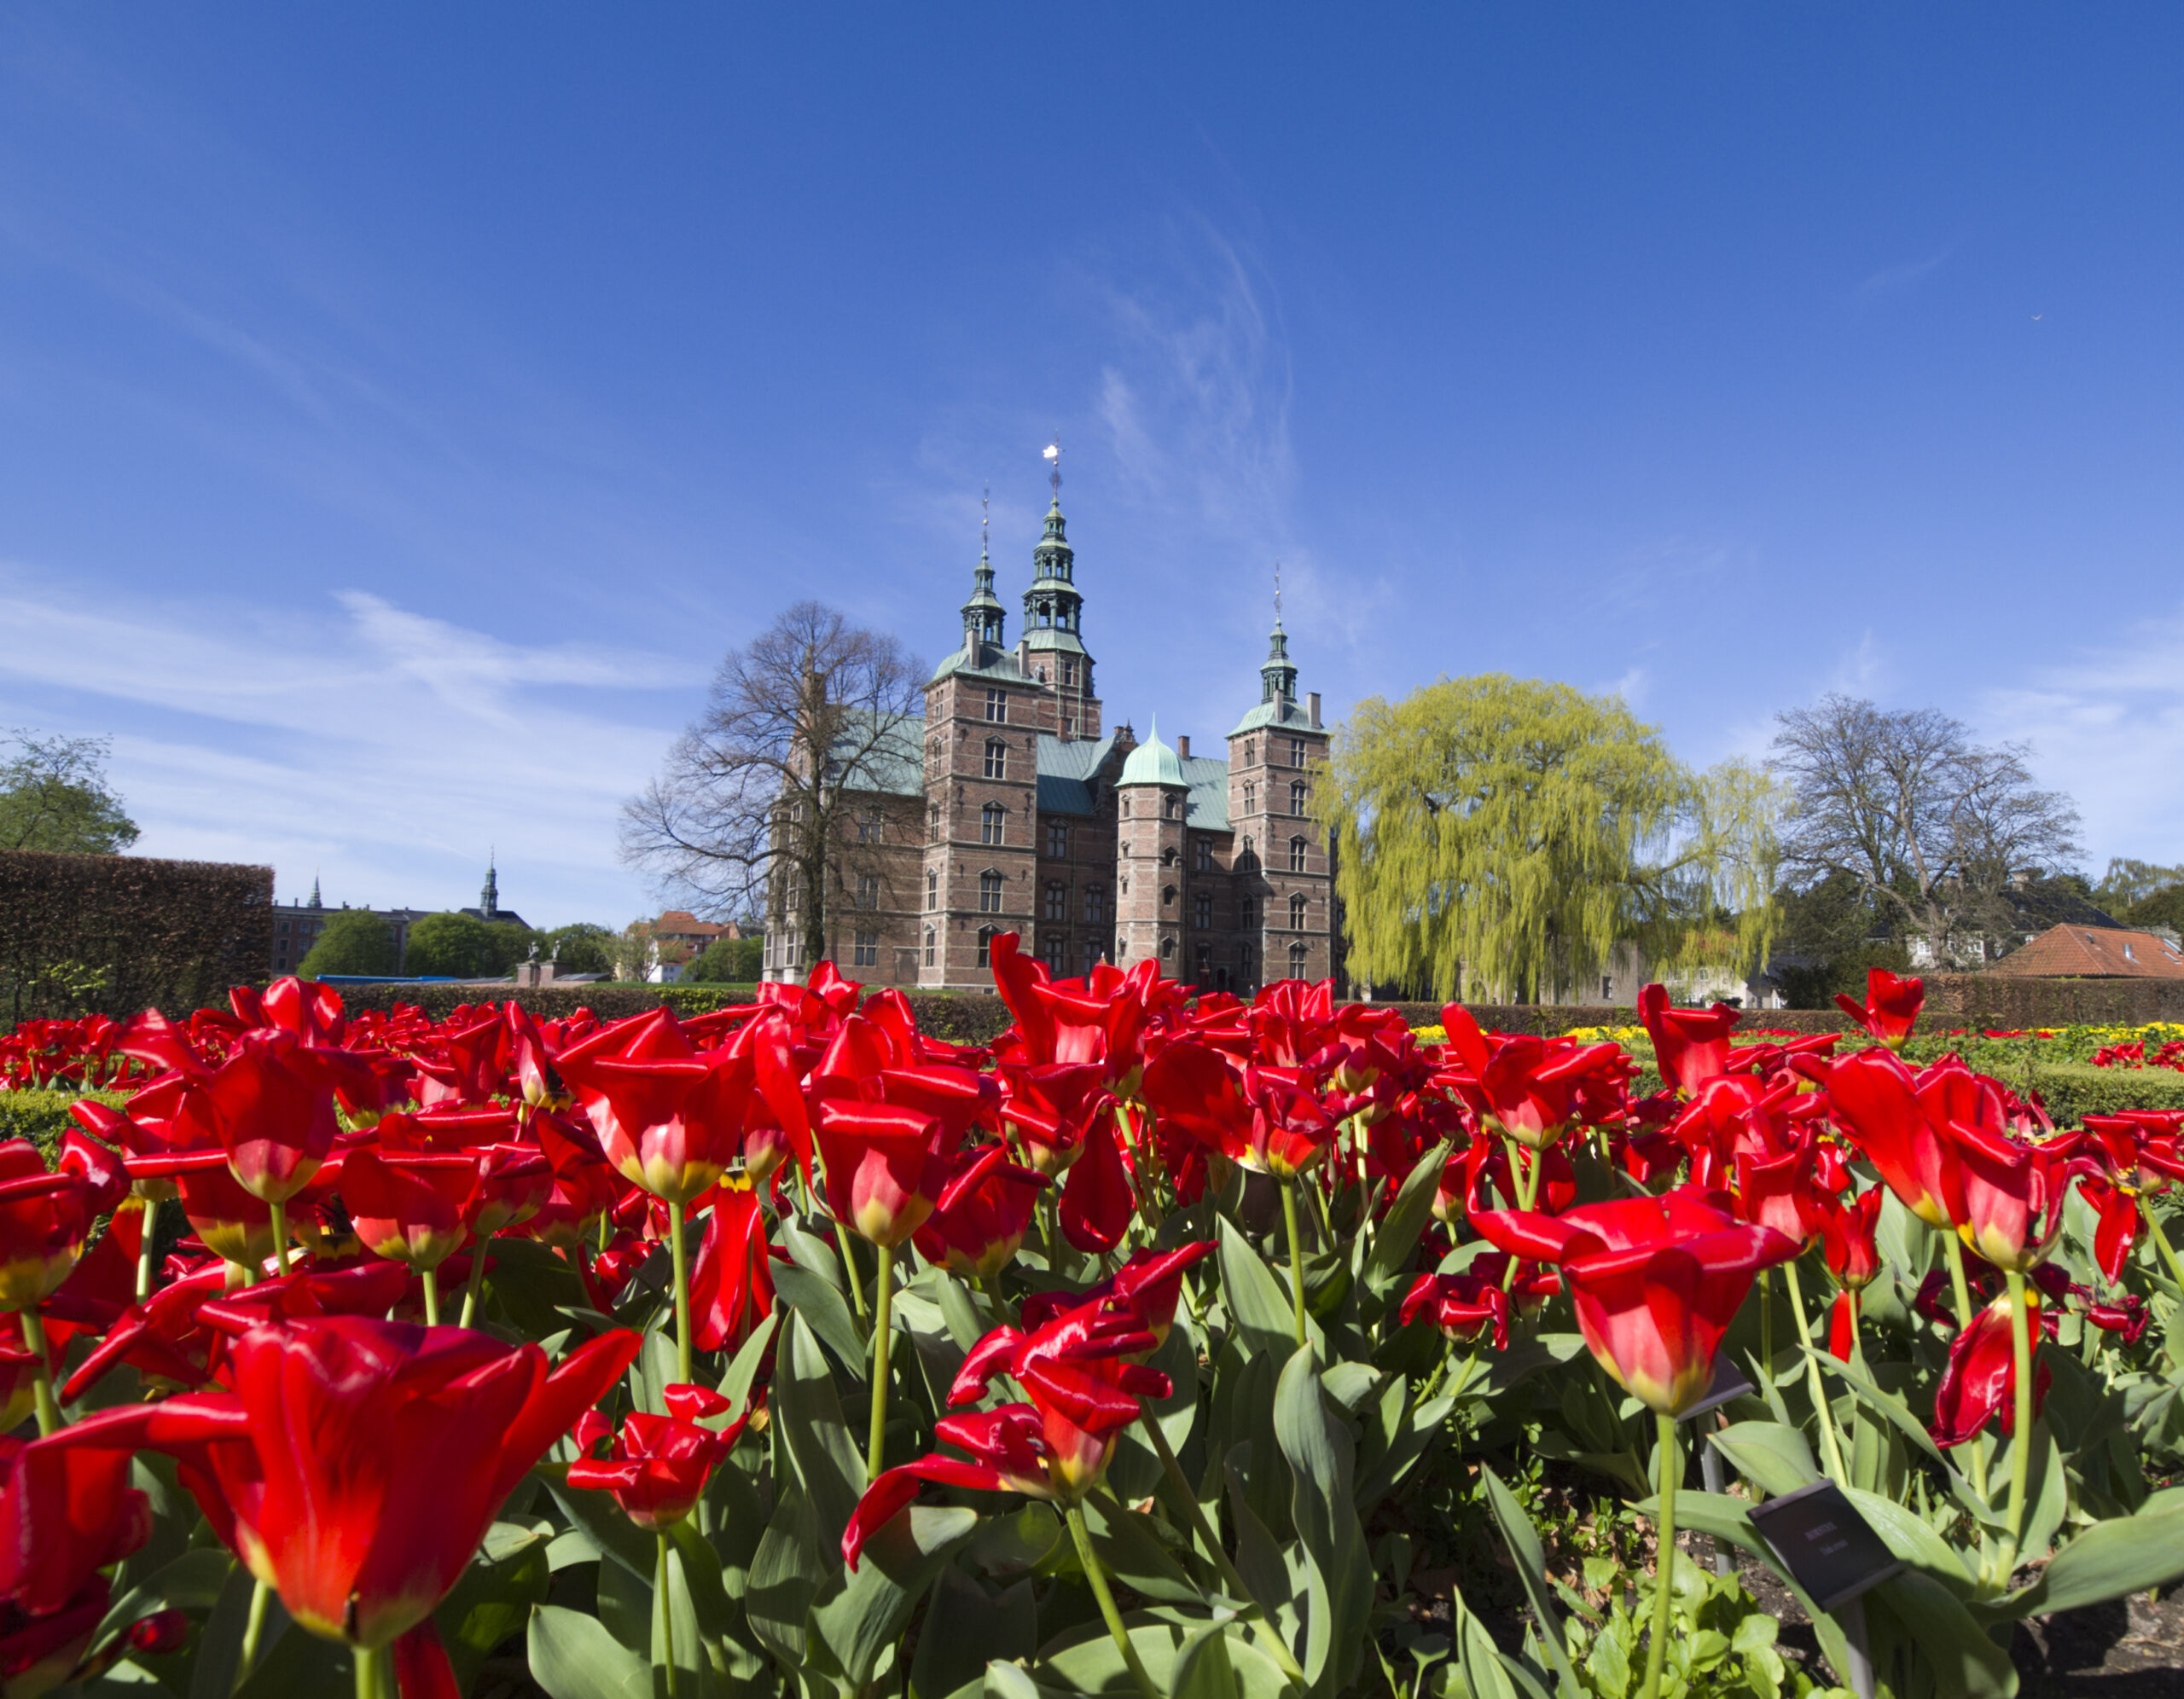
[760,486,1339,994]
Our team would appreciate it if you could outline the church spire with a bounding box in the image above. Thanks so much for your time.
[481,854,499,920]
[1022,440,1092,689]
[1260,563,1298,704]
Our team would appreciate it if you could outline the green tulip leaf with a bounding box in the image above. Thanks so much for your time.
[1362,1139,1451,1296]
[775,1309,868,1549]
[745,1480,822,1667]
[772,1260,869,1381]
[1480,1465,1583,1699]
[808,1502,978,1685]
[1708,1421,1821,1499]
[912,1566,1039,1699]
[526,1602,652,1699]
[1219,1215,1319,1360]
[1989,1499,2184,1621]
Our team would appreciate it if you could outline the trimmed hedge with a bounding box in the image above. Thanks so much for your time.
[1373,1002,1851,1036]
[2028,1062,2184,1127]
[1924,972,2184,1028]
[0,850,272,1024]
[0,1088,124,1157]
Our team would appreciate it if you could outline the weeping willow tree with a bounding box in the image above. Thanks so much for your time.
[1321,675,1781,1002]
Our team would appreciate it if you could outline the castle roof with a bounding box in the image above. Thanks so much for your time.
[1118,719,1187,788]
[1180,754,1232,831]
[1034,729,1122,816]
[1227,696,1321,739]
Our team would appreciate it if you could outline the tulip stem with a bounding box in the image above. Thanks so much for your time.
[1782,1260,1848,1483]
[2144,1206,2184,1293]
[669,1200,693,1388]
[236,1576,272,1691]
[1141,1412,1307,1684]
[657,1529,680,1698]
[1938,1232,1991,1501]
[421,1267,441,1327]
[351,1644,379,1699]
[17,1309,59,1436]
[457,1244,491,1330]
[1278,1176,1309,1349]
[867,1244,895,1482]
[1640,1411,1682,1699]
[833,1218,868,1321]
[1066,1502,1160,1699]
[268,1199,290,1278]
[1758,1268,1773,1369]
[2001,1268,2035,1580]
[136,1199,158,1301]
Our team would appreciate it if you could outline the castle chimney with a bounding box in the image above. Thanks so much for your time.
[1307,693,1321,728]
[1176,734,1190,758]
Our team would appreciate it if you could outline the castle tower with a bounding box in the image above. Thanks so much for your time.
[1226,592,1331,992]
[1015,447,1101,739]
[480,855,500,921]
[1113,718,1188,975]
[921,511,1043,989]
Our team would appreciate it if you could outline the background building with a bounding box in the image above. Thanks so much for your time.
[270,861,523,976]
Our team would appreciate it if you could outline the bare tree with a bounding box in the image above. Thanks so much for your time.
[1769,695,2081,967]
[619,603,926,974]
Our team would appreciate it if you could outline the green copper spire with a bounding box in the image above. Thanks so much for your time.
[959,488,1005,652]
[1020,440,1092,686]
[1260,565,1297,704]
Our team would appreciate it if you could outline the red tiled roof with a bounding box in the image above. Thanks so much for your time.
[1984,924,2184,979]
[653,910,729,939]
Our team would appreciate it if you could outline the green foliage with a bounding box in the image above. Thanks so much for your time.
[0,1087,124,1157]
[1562,1552,1849,1699]
[685,934,763,983]
[540,922,616,976]
[297,910,398,977]
[2118,884,2184,934]
[0,730,139,854]
[401,912,536,977]
[2027,1060,2184,1125]
[1323,675,1780,1003]
[2094,858,2184,913]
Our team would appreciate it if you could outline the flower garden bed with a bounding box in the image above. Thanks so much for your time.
[0,957,2181,1697]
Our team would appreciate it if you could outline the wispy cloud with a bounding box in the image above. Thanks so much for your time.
[1853,252,1948,302]
[1980,606,2184,868]
[0,566,703,925]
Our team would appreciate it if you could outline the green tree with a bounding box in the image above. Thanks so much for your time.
[0,731,140,854]
[402,913,502,977]
[2095,858,2184,913]
[1322,675,1780,1003]
[540,923,615,975]
[685,934,761,983]
[298,911,399,977]
[2120,885,2184,934]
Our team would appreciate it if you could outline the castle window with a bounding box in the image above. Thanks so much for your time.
[854,932,879,966]
[1290,738,1307,768]
[1161,845,1176,867]
[1045,882,1066,922]
[1244,739,1255,766]
[1194,891,1212,929]
[986,689,1008,722]
[1289,942,1310,978]
[977,925,1000,967]
[928,804,942,843]
[1122,795,1130,817]
[1240,895,1258,927]
[1048,820,1068,857]
[1290,893,1308,929]
[1037,665,1048,682]
[1240,942,1256,983]
[1161,884,1176,908]
[1165,796,1180,819]
[926,869,938,910]
[1239,835,1257,872]
[858,810,882,841]
[1290,781,1308,816]
[1160,936,1176,960]
[979,870,1004,913]
[1084,885,1105,923]
[1195,838,1211,872]
[984,739,1008,780]
[856,875,879,910]
[1062,659,1077,687]
[1196,942,1211,980]
[1043,932,1066,971]
[1084,939,1101,976]
[982,804,1005,845]
[924,927,936,967]
[1242,781,1256,814]
[1289,836,1308,873]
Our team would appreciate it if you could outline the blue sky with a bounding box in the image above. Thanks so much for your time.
[1,6,2178,928]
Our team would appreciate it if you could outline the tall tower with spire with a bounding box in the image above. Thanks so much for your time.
[480,855,499,921]
[1015,442,1099,739]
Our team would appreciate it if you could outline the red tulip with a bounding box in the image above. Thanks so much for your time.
[0,1433,152,1693]
[410,1010,512,1107]
[51,1316,639,1652]
[1732,1139,1832,1250]
[1821,1048,1966,1230]
[1019,1242,1217,1352]
[1944,1117,2081,1275]
[1474,1187,1798,1416]
[1637,984,1740,1098]
[806,1022,986,1247]
[1931,1290,2051,1448]
[1820,1188,1884,1291]
[341,1147,478,1274]
[555,1009,759,1204]
[567,1383,747,1530]
[1141,1041,1337,1179]
[1834,968,1924,1051]
[0,1133,128,1313]
[203,1029,357,1204]
[990,932,1162,1097]
[1400,1271,1511,1349]
[842,1406,1055,1569]
[1437,1006,1627,1151]
[913,1145,1050,1280]
[687,1185,775,1354]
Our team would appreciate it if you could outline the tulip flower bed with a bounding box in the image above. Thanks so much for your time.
[6,954,2184,1699]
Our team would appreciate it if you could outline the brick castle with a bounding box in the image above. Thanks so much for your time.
[761,476,1339,992]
